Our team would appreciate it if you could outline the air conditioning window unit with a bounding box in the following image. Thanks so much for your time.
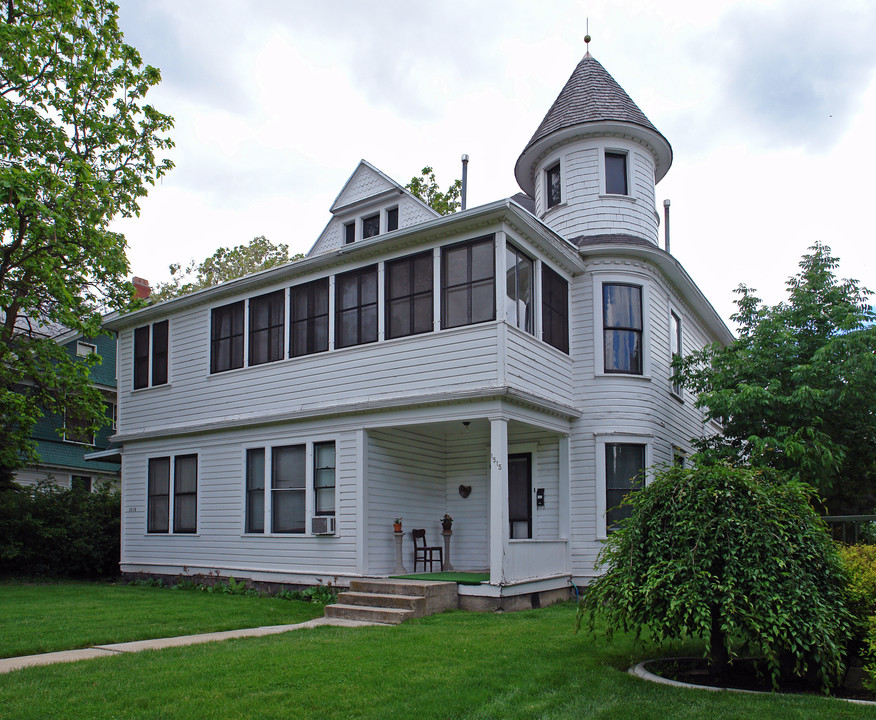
[311,516,336,535]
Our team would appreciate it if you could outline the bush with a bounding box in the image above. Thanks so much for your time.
[0,481,120,578]
[838,544,876,691]
[579,462,853,691]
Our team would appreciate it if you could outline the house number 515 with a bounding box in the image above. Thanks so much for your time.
[490,454,502,470]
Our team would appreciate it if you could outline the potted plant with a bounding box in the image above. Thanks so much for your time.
[441,513,453,532]
[393,516,403,532]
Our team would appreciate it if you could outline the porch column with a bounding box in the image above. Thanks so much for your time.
[489,417,509,585]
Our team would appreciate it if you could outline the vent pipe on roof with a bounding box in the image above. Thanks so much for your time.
[461,154,469,211]
[663,199,671,254]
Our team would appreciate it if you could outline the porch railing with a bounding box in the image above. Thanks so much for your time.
[504,539,568,583]
[822,515,876,545]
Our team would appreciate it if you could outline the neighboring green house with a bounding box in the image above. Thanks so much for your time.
[13,329,120,491]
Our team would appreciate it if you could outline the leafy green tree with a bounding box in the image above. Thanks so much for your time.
[405,166,461,215]
[677,243,876,513]
[579,462,852,690]
[152,236,301,302]
[0,0,173,479]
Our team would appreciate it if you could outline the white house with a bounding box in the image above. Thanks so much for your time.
[105,52,732,608]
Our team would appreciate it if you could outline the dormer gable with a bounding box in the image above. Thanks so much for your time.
[308,160,440,256]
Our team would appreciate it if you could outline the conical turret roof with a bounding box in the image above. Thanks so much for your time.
[515,53,672,194]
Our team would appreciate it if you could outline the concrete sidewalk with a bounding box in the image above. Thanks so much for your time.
[0,616,377,674]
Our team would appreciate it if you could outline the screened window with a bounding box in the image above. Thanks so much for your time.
[362,214,380,239]
[603,284,642,374]
[335,266,378,349]
[386,251,433,339]
[152,320,168,385]
[272,445,306,533]
[344,222,356,245]
[441,236,495,329]
[211,301,245,373]
[387,207,399,232]
[249,290,284,366]
[134,320,168,389]
[546,163,561,208]
[505,245,533,333]
[147,457,170,533]
[605,152,628,195]
[671,310,682,396]
[314,442,336,516]
[605,443,645,531]
[134,326,150,389]
[245,448,265,533]
[173,455,198,533]
[542,266,569,353]
[290,278,329,357]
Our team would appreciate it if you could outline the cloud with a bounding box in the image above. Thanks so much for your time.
[700,0,876,151]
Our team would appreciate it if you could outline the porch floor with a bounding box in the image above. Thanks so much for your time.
[390,572,489,585]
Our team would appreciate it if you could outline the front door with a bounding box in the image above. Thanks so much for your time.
[508,453,532,539]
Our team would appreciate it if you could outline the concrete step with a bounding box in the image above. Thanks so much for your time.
[337,591,425,614]
[324,603,411,625]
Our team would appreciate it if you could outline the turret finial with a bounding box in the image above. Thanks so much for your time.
[584,19,591,57]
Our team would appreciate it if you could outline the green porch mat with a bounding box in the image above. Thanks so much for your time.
[390,572,489,585]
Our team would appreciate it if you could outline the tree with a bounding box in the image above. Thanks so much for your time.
[0,0,173,478]
[677,243,876,513]
[579,462,852,690]
[152,236,301,302]
[405,166,461,215]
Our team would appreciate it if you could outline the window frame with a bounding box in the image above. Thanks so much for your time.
[541,264,569,353]
[334,265,378,349]
[594,436,650,539]
[290,277,330,358]
[362,213,380,240]
[210,301,245,374]
[545,162,562,209]
[505,244,534,335]
[385,250,434,340]
[248,289,285,367]
[133,320,169,389]
[604,149,629,196]
[440,235,496,330]
[147,454,198,535]
[63,405,94,445]
[386,207,399,232]
[76,341,96,357]
[313,441,336,517]
[344,221,356,245]
[670,308,683,398]
[602,282,644,375]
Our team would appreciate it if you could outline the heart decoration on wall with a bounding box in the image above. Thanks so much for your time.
[459,484,472,498]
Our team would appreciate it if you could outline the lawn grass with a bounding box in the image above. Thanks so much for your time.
[0,581,324,658]
[1,599,872,719]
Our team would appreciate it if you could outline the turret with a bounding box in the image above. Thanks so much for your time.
[515,50,672,246]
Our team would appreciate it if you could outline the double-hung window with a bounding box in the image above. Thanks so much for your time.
[148,454,198,534]
[133,320,169,389]
[505,245,533,334]
[245,448,265,533]
[335,266,378,349]
[605,443,644,531]
[271,445,306,533]
[603,284,643,374]
[290,278,329,357]
[211,301,244,373]
[63,405,94,445]
[542,266,569,353]
[313,442,336,516]
[362,214,380,239]
[248,290,284,366]
[441,236,495,329]
[386,251,433,339]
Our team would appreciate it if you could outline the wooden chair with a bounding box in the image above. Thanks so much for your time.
[412,529,443,572]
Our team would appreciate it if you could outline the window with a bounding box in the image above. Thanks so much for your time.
[314,442,336,516]
[344,222,356,245]
[148,455,198,534]
[71,475,92,493]
[76,341,96,356]
[362,214,380,239]
[508,453,532,539]
[603,284,642,374]
[64,405,94,445]
[605,443,645,531]
[211,301,244,373]
[542,266,569,353]
[290,278,329,357]
[335,265,378,349]
[545,163,561,208]
[441,236,495,329]
[245,448,265,533]
[147,457,170,533]
[249,290,284,366]
[272,445,306,533]
[673,447,686,468]
[133,320,168,389]
[505,245,533,333]
[173,455,198,533]
[246,440,336,534]
[670,310,682,396]
[387,207,399,232]
[605,151,628,195]
[386,251,433,339]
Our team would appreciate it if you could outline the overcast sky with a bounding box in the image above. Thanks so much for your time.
[112,0,876,327]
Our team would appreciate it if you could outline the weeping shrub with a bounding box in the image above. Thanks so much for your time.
[838,544,876,691]
[579,462,852,691]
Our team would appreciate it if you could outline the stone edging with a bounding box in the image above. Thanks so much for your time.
[628,658,876,707]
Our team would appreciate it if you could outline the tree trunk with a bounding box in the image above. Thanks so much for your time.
[709,603,729,677]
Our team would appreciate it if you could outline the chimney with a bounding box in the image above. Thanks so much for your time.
[132,277,151,300]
